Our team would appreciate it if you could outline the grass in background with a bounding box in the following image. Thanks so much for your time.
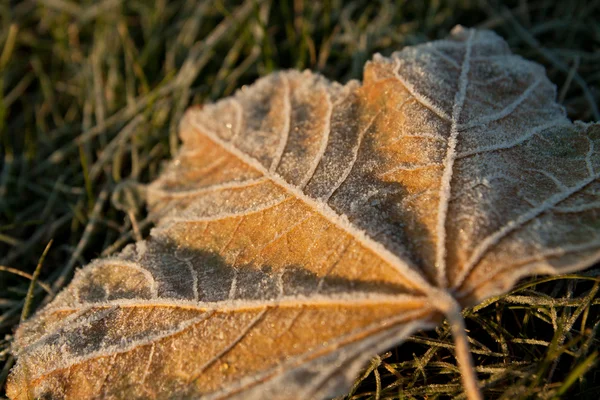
[0,0,598,398]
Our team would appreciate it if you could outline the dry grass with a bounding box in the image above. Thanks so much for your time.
[1,0,599,398]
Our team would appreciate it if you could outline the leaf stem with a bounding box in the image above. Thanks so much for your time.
[430,289,483,400]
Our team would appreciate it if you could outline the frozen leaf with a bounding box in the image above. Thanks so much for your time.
[7,26,600,400]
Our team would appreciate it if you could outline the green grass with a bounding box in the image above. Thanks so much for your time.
[0,0,599,398]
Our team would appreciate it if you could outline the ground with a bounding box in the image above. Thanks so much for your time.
[0,0,599,398]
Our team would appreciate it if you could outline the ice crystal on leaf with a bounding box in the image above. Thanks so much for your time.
[7,26,600,400]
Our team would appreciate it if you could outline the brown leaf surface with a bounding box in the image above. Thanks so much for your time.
[7,26,600,399]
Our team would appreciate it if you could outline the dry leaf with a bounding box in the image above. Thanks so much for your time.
[7,26,600,400]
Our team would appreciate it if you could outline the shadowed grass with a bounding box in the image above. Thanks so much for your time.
[1,0,598,398]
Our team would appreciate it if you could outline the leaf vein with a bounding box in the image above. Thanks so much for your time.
[434,29,475,288]
[323,111,379,201]
[270,75,292,172]
[300,88,334,189]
